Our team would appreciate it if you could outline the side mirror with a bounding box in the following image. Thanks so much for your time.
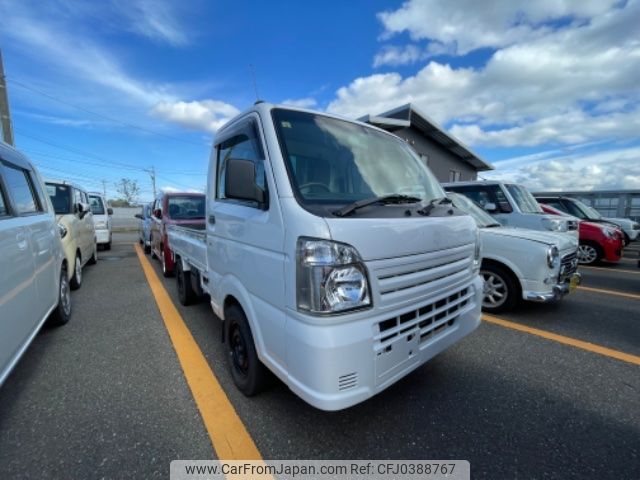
[483,202,497,213]
[77,202,90,219]
[225,158,266,206]
[107,208,113,215]
[134,213,143,219]
[154,209,162,219]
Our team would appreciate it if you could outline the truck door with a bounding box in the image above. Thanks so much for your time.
[209,115,287,367]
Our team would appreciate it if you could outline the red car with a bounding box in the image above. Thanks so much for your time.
[149,192,206,276]
[540,203,623,265]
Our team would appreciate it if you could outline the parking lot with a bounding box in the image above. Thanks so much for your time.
[0,232,638,479]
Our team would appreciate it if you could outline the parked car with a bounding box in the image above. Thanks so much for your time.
[46,180,98,290]
[447,193,580,312]
[539,203,623,265]
[150,192,205,277]
[443,181,579,239]
[534,194,639,245]
[1,143,71,386]
[135,202,153,253]
[88,192,113,250]
[168,103,483,411]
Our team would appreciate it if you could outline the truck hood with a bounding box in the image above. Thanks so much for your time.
[603,217,635,229]
[482,226,578,250]
[324,214,477,261]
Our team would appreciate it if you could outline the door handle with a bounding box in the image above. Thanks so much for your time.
[16,231,28,250]
[208,215,216,225]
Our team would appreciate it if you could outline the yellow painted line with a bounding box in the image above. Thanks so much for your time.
[482,314,640,366]
[580,265,640,275]
[134,243,264,461]
[577,285,640,301]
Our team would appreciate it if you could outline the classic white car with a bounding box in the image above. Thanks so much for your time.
[447,193,581,312]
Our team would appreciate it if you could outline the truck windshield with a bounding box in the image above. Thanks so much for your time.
[572,199,602,219]
[89,195,105,215]
[272,109,444,209]
[167,196,205,220]
[447,192,500,228]
[46,183,72,214]
[504,184,543,213]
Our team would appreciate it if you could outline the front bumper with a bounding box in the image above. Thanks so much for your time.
[283,276,483,411]
[524,273,581,302]
[96,229,111,244]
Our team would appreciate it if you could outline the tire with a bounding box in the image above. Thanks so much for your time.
[104,240,112,251]
[623,232,630,247]
[48,264,72,326]
[144,243,151,254]
[70,254,83,290]
[577,242,602,265]
[480,263,519,313]
[150,236,158,259]
[161,247,174,277]
[176,260,197,306]
[88,244,98,265]
[225,304,269,396]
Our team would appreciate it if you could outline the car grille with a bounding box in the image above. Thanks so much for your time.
[560,251,578,280]
[374,286,473,347]
[369,243,474,309]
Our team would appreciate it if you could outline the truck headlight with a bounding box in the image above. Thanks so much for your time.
[296,238,371,314]
[547,245,560,268]
[542,217,568,232]
[58,223,68,239]
[472,229,481,274]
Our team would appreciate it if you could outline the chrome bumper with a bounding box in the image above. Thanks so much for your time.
[525,273,582,302]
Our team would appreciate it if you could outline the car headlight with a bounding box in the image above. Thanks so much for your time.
[58,223,68,239]
[296,238,371,314]
[633,222,640,230]
[472,228,481,274]
[602,227,616,238]
[95,221,108,229]
[547,245,560,268]
[541,217,568,232]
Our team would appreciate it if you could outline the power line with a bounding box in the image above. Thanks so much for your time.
[8,77,209,147]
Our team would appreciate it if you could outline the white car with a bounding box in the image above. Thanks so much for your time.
[89,192,113,250]
[448,193,581,312]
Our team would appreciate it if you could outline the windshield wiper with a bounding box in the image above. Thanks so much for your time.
[333,194,422,217]
[417,197,452,216]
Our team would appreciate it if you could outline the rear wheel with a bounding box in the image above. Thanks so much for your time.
[70,254,82,290]
[161,247,174,277]
[225,305,269,396]
[88,243,98,264]
[144,242,151,254]
[481,263,519,313]
[48,264,72,326]
[176,260,197,306]
[577,242,602,265]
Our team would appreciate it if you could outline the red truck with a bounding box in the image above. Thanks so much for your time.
[149,192,206,276]
[540,203,623,265]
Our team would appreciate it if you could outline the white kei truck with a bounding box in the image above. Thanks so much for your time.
[168,102,483,411]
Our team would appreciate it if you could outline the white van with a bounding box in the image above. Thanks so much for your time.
[168,103,483,411]
[89,192,113,250]
[444,180,579,239]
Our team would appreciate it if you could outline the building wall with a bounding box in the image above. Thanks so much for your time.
[395,126,478,182]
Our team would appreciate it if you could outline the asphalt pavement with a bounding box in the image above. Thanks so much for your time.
[0,233,638,479]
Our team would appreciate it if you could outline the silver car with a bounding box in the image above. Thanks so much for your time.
[135,203,152,253]
[0,143,71,386]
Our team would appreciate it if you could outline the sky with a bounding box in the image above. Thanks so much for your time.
[1,0,638,202]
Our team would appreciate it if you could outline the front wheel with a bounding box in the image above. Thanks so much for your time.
[48,264,72,326]
[481,264,519,313]
[577,242,602,265]
[70,255,82,290]
[88,244,98,264]
[225,305,269,396]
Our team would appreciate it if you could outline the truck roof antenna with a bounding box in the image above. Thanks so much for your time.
[249,64,261,102]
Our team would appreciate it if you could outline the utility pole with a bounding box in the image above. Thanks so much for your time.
[101,179,107,198]
[145,166,156,198]
[0,49,15,146]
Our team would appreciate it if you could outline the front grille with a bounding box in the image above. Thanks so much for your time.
[560,251,578,280]
[375,286,472,347]
[370,244,474,308]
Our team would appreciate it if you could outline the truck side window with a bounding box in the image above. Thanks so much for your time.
[0,183,8,217]
[2,164,40,214]
[216,119,265,203]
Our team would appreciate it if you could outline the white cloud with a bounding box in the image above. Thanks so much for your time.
[113,0,189,46]
[373,45,423,67]
[329,0,640,150]
[151,100,240,133]
[377,0,619,55]
[484,147,640,191]
[281,97,317,109]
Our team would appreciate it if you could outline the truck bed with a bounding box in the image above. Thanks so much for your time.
[167,224,207,273]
